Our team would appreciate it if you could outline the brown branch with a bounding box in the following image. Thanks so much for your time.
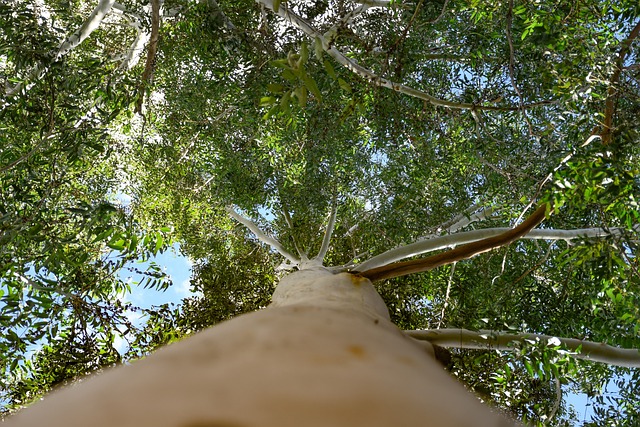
[601,19,640,144]
[135,0,161,114]
[390,0,424,55]
[360,203,549,282]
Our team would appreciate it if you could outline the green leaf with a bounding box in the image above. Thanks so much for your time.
[294,86,308,108]
[267,83,285,94]
[338,78,351,93]
[155,234,164,253]
[280,91,292,115]
[301,74,322,102]
[108,239,126,250]
[260,96,276,106]
[314,37,324,60]
[323,60,336,79]
[299,42,309,67]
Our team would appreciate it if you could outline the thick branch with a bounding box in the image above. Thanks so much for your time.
[358,204,548,281]
[59,0,117,57]
[602,19,640,144]
[225,206,299,265]
[315,202,337,263]
[323,3,371,45]
[112,4,151,71]
[135,0,161,113]
[354,221,638,273]
[6,0,116,96]
[407,329,640,368]
[255,0,555,112]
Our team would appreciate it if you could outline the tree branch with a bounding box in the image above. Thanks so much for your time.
[281,205,307,260]
[436,205,497,235]
[135,0,161,114]
[359,204,548,281]
[314,201,337,263]
[225,206,299,265]
[206,0,236,30]
[354,0,393,6]
[354,219,638,274]
[6,0,116,96]
[255,0,556,111]
[505,0,533,135]
[0,132,56,175]
[406,328,640,368]
[601,19,640,144]
[437,261,456,329]
[323,3,371,46]
[112,4,151,71]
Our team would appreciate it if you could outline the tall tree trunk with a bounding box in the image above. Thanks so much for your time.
[6,269,518,426]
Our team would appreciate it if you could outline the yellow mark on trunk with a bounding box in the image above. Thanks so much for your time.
[349,273,367,287]
[347,345,366,359]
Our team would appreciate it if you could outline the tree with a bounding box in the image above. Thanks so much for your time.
[1,0,639,425]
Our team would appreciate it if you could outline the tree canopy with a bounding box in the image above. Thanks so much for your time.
[1,0,639,425]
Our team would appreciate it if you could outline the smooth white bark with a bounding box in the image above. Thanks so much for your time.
[58,0,117,58]
[6,0,116,96]
[6,270,520,427]
[226,205,299,265]
[314,203,337,262]
[407,328,640,368]
[112,3,151,71]
[323,3,371,44]
[443,206,498,234]
[353,225,638,272]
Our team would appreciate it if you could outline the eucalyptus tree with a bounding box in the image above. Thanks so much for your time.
[1,0,639,425]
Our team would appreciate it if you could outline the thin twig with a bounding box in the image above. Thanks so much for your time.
[427,0,450,24]
[0,132,55,175]
[505,0,533,135]
[281,204,306,259]
[548,378,562,422]
[511,241,555,286]
[437,261,456,329]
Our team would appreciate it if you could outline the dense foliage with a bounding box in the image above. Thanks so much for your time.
[1,0,639,424]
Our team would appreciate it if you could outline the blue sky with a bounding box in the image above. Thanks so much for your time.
[114,243,195,354]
